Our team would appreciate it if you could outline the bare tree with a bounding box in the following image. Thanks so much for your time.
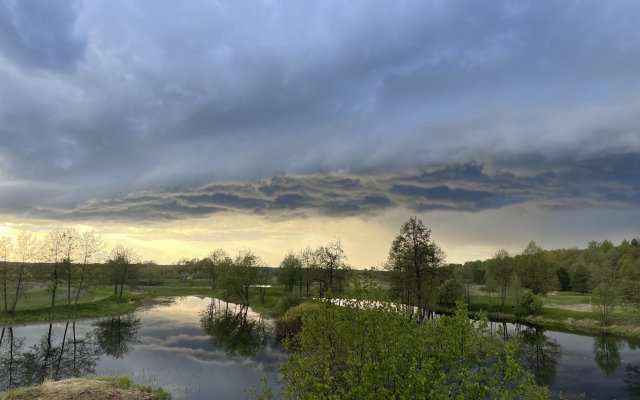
[60,228,78,310]
[108,245,139,299]
[41,229,66,309]
[0,234,13,314]
[10,232,37,313]
[74,230,104,309]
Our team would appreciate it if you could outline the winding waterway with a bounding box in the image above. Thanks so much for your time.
[1,296,640,399]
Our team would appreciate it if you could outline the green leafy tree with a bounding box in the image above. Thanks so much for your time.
[315,240,349,295]
[487,249,514,309]
[592,282,617,326]
[555,267,571,291]
[281,300,547,399]
[279,252,302,293]
[218,250,262,307]
[517,241,556,295]
[387,217,445,321]
[572,265,591,294]
[107,245,139,299]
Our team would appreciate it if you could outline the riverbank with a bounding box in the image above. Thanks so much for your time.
[0,284,286,325]
[0,376,170,400]
[4,283,640,340]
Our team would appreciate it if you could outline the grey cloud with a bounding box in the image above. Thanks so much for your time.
[1,1,639,215]
[24,152,640,221]
[0,0,85,70]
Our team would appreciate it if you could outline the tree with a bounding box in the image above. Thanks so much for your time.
[281,300,547,399]
[572,265,591,294]
[206,249,232,290]
[278,252,302,293]
[74,230,104,309]
[41,229,66,309]
[487,249,514,309]
[107,245,139,299]
[556,267,571,291]
[387,217,445,321]
[219,250,262,308]
[59,227,78,310]
[315,240,349,295]
[517,241,556,295]
[592,282,616,326]
[9,232,36,314]
[0,234,13,314]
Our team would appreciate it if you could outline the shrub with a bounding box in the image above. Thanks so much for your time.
[518,290,543,316]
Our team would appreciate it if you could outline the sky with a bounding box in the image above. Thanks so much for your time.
[0,0,639,267]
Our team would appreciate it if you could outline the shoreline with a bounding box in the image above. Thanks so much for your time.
[3,287,640,340]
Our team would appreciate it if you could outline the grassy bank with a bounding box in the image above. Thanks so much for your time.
[0,376,170,400]
[0,282,288,325]
[435,290,640,338]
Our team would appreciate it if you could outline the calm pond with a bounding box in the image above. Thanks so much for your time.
[1,296,640,399]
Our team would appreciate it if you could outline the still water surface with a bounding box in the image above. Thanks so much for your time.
[1,296,640,399]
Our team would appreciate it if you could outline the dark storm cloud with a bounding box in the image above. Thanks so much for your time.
[29,153,640,221]
[0,0,86,70]
[1,0,639,219]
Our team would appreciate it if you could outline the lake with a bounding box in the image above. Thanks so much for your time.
[1,296,640,399]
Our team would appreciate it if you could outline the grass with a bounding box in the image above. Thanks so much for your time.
[0,376,170,400]
[0,282,290,325]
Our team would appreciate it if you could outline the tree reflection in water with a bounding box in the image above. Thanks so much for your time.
[593,334,621,376]
[0,322,101,391]
[200,299,269,356]
[517,326,562,386]
[93,315,141,359]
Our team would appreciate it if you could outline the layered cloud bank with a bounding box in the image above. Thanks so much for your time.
[1,0,639,264]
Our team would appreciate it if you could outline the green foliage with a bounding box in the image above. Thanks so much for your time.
[276,292,302,315]
[517,241,557,295]
[438,277,464,306]
[387,216,446,321]
[592,282,617,326]
[571,266,591,294]
[281,301,547,399]
[276,301,322,340]
[487,249,515,308]
[556,267,571,291]
[518,290,543,316]
[278,252,302,293]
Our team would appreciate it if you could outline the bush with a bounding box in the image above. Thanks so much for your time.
[275,292,302,315]
[275,301,321,340]
[281,302,547,399]
[518,290,543,316]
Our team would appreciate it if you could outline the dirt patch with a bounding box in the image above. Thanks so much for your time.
[545,303,592,312]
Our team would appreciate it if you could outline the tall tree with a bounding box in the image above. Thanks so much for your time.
[59,228,78,310]
[387,216,445,321]
[279,252,302,293]
[315,240,349,295]
[206,249,232,290]
[9,232,36,314]
[74,230,104,309]
[487,249,514,309]
[107,245,138,299]
[0,235,13,314]
[517,241,556,295]
[41,229,66,309]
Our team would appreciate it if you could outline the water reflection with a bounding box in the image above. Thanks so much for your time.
[93,315,141,358]
[593,334,621,376]
[0,322,101,391]
[518,326,562,386]
[200,300,269,357]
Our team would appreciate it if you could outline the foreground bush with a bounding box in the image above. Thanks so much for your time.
[281,300,548,400]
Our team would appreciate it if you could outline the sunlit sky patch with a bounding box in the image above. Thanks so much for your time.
[1,0,639,266]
